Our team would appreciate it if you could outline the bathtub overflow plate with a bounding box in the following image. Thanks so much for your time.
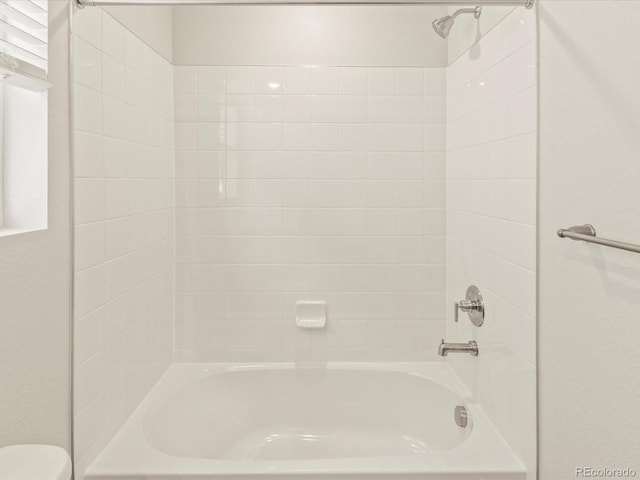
[454,405,468,428]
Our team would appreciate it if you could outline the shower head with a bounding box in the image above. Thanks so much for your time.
[431,15,456,39]
[432,6,482,39]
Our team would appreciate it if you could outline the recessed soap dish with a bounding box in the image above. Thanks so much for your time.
[295,301,327,329]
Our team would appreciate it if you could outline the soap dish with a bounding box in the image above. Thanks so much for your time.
[295,301,327,329]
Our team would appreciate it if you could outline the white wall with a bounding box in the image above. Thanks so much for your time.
[72,6,175,477]
[173,65,447,362]
[0,0,71,451]
[172,6,448,67]
[446,6,515,65]
[103,5,173,62]
[446,7,536,478]
[538,0,640,476]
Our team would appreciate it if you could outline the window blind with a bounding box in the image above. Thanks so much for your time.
[0,0,48,86]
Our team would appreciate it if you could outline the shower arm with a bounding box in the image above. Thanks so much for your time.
[76,0,534,7]
[451,7,480,18]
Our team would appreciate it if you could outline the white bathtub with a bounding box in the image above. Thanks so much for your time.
[86,363,525,480]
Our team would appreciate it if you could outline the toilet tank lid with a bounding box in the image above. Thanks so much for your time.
[0,444,72,480]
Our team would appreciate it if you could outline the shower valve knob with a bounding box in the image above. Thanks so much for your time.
[454,286,484,327]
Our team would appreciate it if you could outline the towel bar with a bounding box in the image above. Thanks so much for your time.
[557,224,640,254]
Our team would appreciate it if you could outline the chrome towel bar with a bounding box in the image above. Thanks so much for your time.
[557,224,640,254]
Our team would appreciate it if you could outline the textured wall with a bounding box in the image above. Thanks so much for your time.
[173,65,447,362]
[446,7,536,478]
[538,0,640,477]
[72,7,174,478]
[0,0,72,451]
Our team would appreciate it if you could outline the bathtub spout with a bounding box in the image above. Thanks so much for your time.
[438,339,479,357]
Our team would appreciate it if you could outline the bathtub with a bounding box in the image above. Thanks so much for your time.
[86,363,526,480]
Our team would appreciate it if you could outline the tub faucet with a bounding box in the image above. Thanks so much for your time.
[438,339,479,357]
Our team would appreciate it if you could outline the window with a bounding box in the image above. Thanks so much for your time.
[0,0,49,234]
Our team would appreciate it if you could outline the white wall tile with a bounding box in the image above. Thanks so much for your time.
[253,95,281,123]
[339,67,368,95]
[397,96,424,124]
[283,67,311,94]
[446,7,536,475]
[282,95,309,122]
[254,66,283,94]
[310,123,339,151]
[226,95,253,122]
[102,13,125,62]
[397,125,424,152]
[75,223,106,271]
[310,95,339,123]
[73,5,102,50]
[424,68,446,95]
[339,96,368,123]
[424,96,447,124]
[197,66,225,94]
[73,8,174,478]
[75,132,104,178]
[74,351,104,412]
[368,96,396,123]
[75,85,103,135]
[369,124,396,151]
[75,179,106,225]
[283,123,310,150]
[368,68,395,95]
[175,65,446,361]
[124,31,145,74]
[74,38,103,91]
[175,66,197,94]
[103,55,125,101]
[226,66,254,94]
[310,67,339,95]
[397,69,424,96]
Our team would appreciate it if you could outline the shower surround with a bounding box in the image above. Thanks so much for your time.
[72,4,537,480]
[173,65,448,362]
[446,7,537,477]
[72,7,174,477]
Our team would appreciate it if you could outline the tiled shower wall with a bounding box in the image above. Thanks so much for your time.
[446,7,536,478]
[174,66,447,362]
[72,8,174,477]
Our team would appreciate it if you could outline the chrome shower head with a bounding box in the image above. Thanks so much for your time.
[432,6,482,39]
[431,15,456,39]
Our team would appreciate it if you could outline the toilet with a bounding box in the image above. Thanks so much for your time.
[0,445,71,480]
